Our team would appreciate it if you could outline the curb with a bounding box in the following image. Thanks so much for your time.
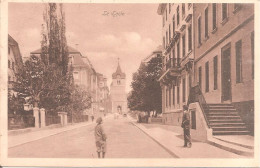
[207,139,254,157]
[130,120,179,158]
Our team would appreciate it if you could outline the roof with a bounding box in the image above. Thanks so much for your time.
[157,3,167,15]
[142,45,163,63]
[8,34,23,69]
[112,62,126,79]
[71,54,87,67]
[31,46,80,54]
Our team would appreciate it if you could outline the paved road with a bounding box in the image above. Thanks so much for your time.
[9,116,173,158]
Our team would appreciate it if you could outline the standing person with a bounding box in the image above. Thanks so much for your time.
[181,105,192,148]
[95,117,107,158]
[91,115,94,122]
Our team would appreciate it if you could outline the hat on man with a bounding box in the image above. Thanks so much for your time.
[96,117,103,124]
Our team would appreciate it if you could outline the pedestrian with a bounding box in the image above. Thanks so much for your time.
[91,115,94,122]
[95,117,107,158]
[181,105,192,148]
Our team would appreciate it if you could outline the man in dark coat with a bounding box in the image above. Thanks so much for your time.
[95,117,107,158]
[181,105,192,148]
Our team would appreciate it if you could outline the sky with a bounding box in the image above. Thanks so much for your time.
[8,3,162,92]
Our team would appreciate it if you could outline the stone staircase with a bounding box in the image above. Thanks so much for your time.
[205,104,250,135]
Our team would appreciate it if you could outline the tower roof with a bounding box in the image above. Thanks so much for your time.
[112,62,126,79]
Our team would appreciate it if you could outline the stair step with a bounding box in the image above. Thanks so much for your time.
[210,123,246,127]
[207,106,235,109]
[208,116,241,119]
[209,119,243,123]
[208,109,237,112]
[212,127,248,131]
[207,113,238,116]
[213,130,250,135]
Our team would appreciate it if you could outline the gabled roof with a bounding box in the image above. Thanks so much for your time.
[112,62,126,79]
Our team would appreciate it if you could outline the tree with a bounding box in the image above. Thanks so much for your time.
[128,54,162,116]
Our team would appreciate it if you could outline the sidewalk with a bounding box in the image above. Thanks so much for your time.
[8,120,95,148]
[129,117,251,158]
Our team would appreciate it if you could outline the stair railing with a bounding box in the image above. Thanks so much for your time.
[187,85,210,128]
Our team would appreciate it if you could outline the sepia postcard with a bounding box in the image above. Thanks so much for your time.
[0,0,259,167]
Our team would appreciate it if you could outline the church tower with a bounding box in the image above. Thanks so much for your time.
[110,59,127,114]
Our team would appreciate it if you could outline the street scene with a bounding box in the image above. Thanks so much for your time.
[7,3,255,159]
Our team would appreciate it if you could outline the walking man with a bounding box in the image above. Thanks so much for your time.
[95,117,107,158]
[181,105,192,148]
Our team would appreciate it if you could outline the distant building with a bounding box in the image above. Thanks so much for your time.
[110,60,127,114]
[142,45,163,63]
[8,34,23,94]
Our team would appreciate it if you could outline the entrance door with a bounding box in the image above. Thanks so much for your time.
[221,44,231,102]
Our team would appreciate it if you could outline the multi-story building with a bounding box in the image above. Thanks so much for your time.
[157,3,194,125]
[193,3,254,134]
[158,3,254,135]
[30,46,101,115]
[8,34,23,94]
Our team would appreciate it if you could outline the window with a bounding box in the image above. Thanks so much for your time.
[251,31,254,79]
[234,3,242,11]
[12,62,15,70]
[177,86,180,104]
[169,24,171,42]
[212,3,217,30]
[8,47,10,54]
[198,16,202,45]
[172,85,175,106]
[182,78,186,102]
[198,66,202,89]
[172,15,175,35]
[166,31,168,46]
[166,88,168,107]
[73,72,79,79]
[236,40,242,83]
[169,3,171,13]
[117,80,121,85]
[205,7,209,38]
[182,34,186,57]
[188,25,192,51]
[169,87,171,106]
[166,8,167,21]
[182,3,185,19]
[172,49,175,66]
[213,56,218,90]
[205,61,209,92]
[222,3,228,21]
[163,37,165,49]
[8,60,10,69]
[163,15,165,27]
[177,42,180,64]
[188,3,192,9]
[177,6,180,25]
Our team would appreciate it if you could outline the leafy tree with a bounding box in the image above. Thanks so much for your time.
[128,54,162,116]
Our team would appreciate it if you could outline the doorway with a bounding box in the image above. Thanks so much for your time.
[221,43,232,102]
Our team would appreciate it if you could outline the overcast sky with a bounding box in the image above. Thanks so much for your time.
[8,3,162,92]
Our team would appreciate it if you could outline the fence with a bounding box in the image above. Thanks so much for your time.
[67,115,88,123]
[8,114,35,130]
[46,115,61,126]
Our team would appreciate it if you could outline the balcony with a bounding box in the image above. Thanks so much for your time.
[159,58,181,84]
[164,38,175,55]
[180,51,194,72]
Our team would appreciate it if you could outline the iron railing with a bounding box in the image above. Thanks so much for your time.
[165,58,181,70]
[187,85,210,128]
